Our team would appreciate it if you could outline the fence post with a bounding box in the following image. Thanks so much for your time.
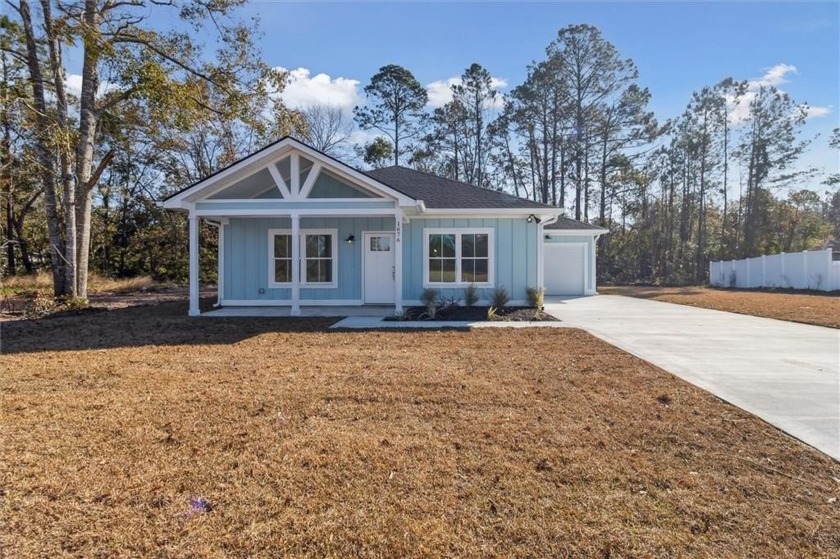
[803,250,809,289]
[761,255,766,286]
[780,252,785,286]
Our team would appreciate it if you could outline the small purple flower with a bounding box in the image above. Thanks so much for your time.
[184,496,213,519]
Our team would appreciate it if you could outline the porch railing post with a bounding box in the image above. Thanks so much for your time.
[291,213,301,316]
[188,213,200,316]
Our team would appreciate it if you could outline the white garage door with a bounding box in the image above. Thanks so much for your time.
[544,243,586,295]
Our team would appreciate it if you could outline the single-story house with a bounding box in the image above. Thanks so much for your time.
[161,137,607,315]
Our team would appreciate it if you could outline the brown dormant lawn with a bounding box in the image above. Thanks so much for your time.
[600,285,840,329]
[2,301,839,557]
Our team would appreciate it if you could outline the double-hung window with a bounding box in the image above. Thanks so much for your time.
[424,228,493,287]
[269,229,337,288]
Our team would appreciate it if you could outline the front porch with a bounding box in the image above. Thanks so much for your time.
[202,305,396,318]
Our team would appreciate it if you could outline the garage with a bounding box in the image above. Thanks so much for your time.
[541,218,606,296]
[544,242,587,295]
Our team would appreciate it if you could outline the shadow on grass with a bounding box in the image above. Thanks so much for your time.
[598,285,707,299]
[1,299,338,355]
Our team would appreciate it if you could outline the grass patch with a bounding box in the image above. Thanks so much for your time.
[1,302,839,557]
[601,285,840,328]
[1,272,163,297]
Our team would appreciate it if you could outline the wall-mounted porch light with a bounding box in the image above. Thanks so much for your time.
[527,214,541,224]
[345,234,355,243]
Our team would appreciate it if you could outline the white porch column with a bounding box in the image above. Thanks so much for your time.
[217,219,228,306]
[394,211,404,312]
[537,221,545,291]
[291,213,301,316]
[188,213,200,316]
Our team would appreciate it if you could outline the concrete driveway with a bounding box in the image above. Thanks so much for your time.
[545,295,840,461]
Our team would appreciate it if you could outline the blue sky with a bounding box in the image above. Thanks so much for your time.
[63,2,839,185]
[236,1,838,184]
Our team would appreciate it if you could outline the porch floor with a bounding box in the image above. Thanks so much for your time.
[202,305,396,318]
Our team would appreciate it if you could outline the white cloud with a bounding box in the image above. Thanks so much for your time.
[749,63,797,88]
[65,74,118,98]
[274,66,361,111]
[727,63,831,123]
[801,105,832,119]
[425,76,508,109]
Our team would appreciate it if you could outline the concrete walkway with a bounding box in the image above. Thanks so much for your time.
[545,295,840,461]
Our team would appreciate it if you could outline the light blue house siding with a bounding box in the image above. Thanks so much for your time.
[222,215,540,305]
[224,216,395,302]
[401,217,539,304]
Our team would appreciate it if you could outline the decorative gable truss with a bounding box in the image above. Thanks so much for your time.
[162,137,419,211]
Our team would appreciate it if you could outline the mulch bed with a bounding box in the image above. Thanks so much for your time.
[600,285,840,328]
[387,306,556,321]
[1,300,838,557]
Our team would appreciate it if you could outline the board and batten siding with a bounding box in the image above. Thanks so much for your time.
[401,217,539,304]
[544,234,597,293]
[223,216,395,302]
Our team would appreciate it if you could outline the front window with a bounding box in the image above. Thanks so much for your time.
[305,233,333,284]
[273,234,292,283]
[425,229,493,287]
[269,229,337,287]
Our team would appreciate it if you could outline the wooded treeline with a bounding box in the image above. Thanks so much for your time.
[2,6,837,297]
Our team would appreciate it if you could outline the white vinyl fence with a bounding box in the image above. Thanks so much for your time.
[709,249,840,292]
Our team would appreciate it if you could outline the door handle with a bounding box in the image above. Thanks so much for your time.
[392,266,395,280]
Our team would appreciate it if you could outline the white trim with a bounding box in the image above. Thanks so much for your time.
[394,212,403,313]
[537,220,545,292]
[290,153,300,197]
[188,214,200,316]
[162,138,420,209]
[544,229,606,236]
[420,209,559,217]
[221,299,365,307]
[268,227,339,289]
[362,231,396,305]
[219,222,225,305]
[299,162,322,198]
[195,198,396,206]
[194,208,398,218]
[290,216,300,315]
[267,163,291,199]
[422,228,495,288]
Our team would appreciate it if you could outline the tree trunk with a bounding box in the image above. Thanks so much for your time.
[73,0,102,300]
[19,0,65,296]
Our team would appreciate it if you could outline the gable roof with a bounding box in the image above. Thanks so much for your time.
[365,166,552,210]
[545,217,606,231]
[160,136,418,209]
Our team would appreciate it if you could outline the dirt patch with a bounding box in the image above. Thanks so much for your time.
[1,304,839,557]
[1,286,215,322]
[601,285,840,329]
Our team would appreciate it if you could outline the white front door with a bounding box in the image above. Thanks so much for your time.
[363,232,396,304]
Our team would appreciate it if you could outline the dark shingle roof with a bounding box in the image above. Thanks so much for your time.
[365,166,553,210]
[544,217,606,231]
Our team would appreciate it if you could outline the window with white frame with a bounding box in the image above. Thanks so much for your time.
[424,228,493,287]
[268,229,337,287]
[272,233,292,284]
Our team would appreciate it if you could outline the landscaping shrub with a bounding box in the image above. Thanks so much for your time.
[490,286,510,309]
[463,284,479,307]
[526,286,544,309]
